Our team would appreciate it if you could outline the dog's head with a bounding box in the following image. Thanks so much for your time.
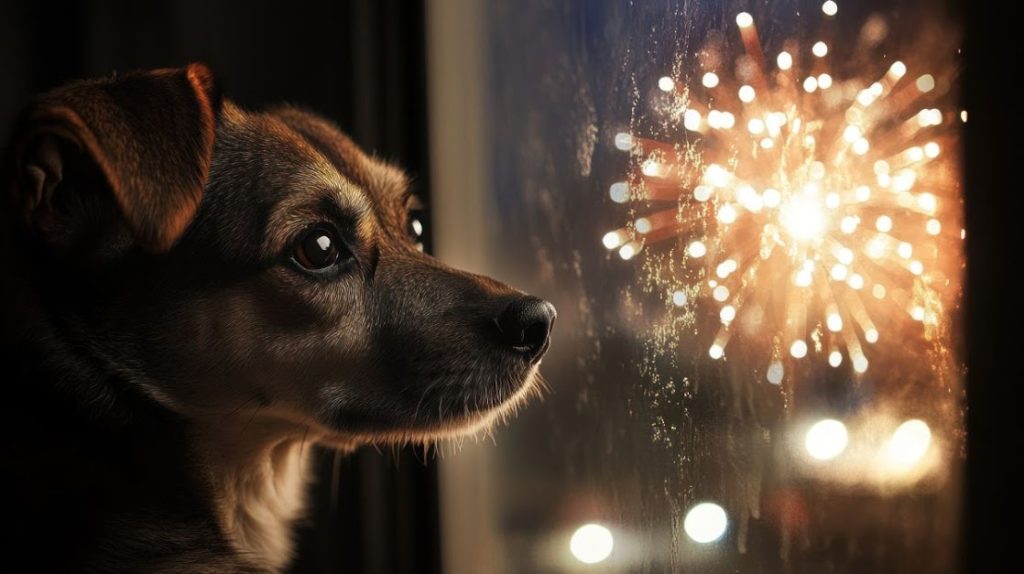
[3,64,554,443]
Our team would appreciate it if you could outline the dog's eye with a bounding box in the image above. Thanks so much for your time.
[406,199,426,251]
[407,215,425,250]
[408,217,424,239]
[293,226,344,271]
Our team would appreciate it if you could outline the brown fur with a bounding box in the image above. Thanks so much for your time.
[1,64,554,572]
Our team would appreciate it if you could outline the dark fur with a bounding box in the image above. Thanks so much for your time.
[1,65,552,572]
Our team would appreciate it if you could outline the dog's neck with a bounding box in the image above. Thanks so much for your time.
[2,297,332,573]
[191,419,318,572]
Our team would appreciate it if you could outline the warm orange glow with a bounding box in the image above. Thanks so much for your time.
[605,6,960,375]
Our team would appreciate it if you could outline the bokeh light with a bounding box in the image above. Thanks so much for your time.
[683,502,728,543]
[805,419,849,461]
[569,523,614,564]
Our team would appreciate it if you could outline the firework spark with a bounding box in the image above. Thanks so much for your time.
[605,3,961,381]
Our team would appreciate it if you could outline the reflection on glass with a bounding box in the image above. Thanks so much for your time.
[683,503,729,544]
[436,0,964,572]
[804,419,850,461]
[569,524,614,565]
[882,419,933,470]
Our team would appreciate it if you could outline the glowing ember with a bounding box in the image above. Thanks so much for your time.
[604,4,960,377]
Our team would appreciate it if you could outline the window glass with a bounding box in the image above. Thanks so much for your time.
[435,1,963,572]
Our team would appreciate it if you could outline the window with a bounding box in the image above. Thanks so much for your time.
[430,1,964,572]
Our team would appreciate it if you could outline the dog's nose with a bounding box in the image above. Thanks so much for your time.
[494,296,557,361]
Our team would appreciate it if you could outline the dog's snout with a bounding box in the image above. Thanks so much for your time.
[493,296,556,361]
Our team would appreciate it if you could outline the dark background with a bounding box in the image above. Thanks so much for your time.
[0,1,439,573]
[1,0,1021,572]
[962,0,1024,571]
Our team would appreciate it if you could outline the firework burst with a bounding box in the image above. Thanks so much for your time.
[604,3,961,381]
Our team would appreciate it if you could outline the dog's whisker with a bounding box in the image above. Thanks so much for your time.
[241,403,262,434]
[226,395,259,418]
[299,425,310,460]
[412,379,443,423]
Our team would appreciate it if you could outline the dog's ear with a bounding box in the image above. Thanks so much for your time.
[10,64,220,253]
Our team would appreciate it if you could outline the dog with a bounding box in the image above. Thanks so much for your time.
[0,63,555,573]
